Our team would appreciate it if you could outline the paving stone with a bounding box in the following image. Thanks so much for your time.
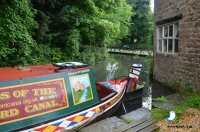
[152,102,175,111]
[120,107,152,122]
[78,116,126,132]
[166,93,186,104]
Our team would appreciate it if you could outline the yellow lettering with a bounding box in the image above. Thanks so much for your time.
[0,109,19,119]
[0,92,10,100]
[21,90,29,97]
[32,89,40,96]
[25,100,58,113]
[13,91,21,98]
[32,88,56,96]
[13,90,29,98]
[49,88,56,94]
[25,105,32,113]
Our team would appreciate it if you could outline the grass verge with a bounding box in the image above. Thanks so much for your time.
[152,95,200,123]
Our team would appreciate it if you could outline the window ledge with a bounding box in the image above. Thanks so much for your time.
[156,52,178,57]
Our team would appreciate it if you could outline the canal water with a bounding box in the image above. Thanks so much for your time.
[93,54,174,114]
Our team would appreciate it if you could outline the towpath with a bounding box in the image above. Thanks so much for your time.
[78,107,159,132]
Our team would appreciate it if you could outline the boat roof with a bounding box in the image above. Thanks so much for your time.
[0,64,91,82]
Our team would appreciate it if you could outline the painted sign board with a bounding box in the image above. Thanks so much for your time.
[69,73,93,105]
[0,78,69,125]
[0,68,99,131]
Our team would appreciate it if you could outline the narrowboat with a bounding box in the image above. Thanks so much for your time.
[0,62,144,132]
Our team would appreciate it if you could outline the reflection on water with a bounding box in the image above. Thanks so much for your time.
[106,62,118,81]
[93,54,153,110]
[93,54,174,112]
[143,96,152,110]
[143,85,152,110]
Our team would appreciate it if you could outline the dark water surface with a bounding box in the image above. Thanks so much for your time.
[93,54,174,113]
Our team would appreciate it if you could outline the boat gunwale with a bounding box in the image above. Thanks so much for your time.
[21,83,128,132]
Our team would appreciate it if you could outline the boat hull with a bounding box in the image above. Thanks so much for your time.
[0,64,144,132]
[20,84,127,132]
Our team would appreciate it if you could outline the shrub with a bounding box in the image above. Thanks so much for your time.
[153,96,167,103]
[186,95,200,109]
[152,108,168,121]
[0,0,38,67]
[31,44,63,65]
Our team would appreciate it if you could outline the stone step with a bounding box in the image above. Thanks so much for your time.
[78,116,126,132]
[113,118,147,132]
[120,107,152,122]
[78,107,153,132]
[125,119,159,132]
[152,102,175,111]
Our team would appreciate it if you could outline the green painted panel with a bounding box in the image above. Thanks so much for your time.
[0,68,99,131]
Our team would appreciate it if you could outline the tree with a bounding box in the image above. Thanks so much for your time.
[0,0,133,66]
[0,0,38,66]
[127,0,153,48]
[32,0,133,62]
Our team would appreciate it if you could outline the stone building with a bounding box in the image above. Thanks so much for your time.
[153,0,200,93]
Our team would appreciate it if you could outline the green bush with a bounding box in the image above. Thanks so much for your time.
[153,96,167,103]
[186,95,200,109]
[170,81,182,92]
[80,46,96,64]
[31,44,63,64]
[153,95,200,122]
[152,108,168,121]
[173,95,200,122]
[1,0,132,67]
[174,104,189,122]
[183,84,194,94]
[94,47,108,62]
[146,57,153,77]
[0,0,38,67]
[78,46,108,64]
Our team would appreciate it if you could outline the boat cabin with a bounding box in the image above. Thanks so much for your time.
[0,65,116,131]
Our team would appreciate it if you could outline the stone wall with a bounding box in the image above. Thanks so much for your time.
[154,0,200,93]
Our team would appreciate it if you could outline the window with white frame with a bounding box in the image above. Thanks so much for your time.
[157,22,179,53]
